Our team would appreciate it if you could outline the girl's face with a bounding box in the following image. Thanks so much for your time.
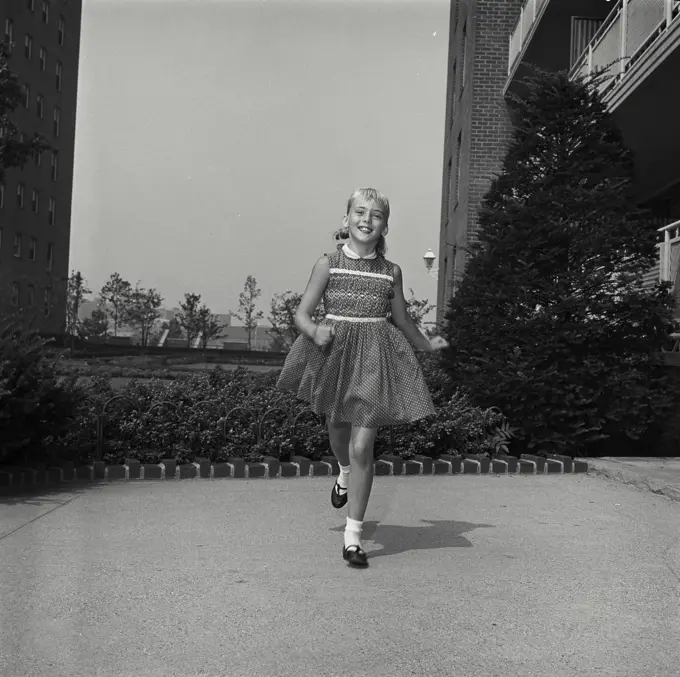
[343,198,388,248]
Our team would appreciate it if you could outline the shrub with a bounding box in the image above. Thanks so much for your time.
[0,319,87,465]
[48,361,515,465]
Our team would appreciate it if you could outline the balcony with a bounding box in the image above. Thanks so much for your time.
[507,0,552,76]
[658,219,680,286]
[506,0,613,86]
[569,0,680,107]
[506,0,680,205]
[508,0,680,95]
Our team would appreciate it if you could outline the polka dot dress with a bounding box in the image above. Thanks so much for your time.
[277,246,436,428]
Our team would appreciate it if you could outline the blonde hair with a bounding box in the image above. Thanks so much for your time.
[339,187,390,257]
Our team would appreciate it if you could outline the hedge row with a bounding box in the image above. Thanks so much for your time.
[40,361,515,466]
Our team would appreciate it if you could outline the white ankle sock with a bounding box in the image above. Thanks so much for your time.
[344,517,363,550]
[337,464,350,492]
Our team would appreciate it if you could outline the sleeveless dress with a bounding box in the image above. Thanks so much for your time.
[276,244,436,428]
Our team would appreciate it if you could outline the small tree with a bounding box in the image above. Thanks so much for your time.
[234,275,264,350]
[65,271,92,341]
[176,293,203,348]
[440,66,677,457]
[1,41,51,184]
[268,290,325,350]
[196,305,228,351]
[404,288,435,330]
[99,273,132,337]
[125,284,164,347]
[80,308,109,339]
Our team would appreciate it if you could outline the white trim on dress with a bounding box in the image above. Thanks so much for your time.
[329,268,394,282]
[325,314,388,323]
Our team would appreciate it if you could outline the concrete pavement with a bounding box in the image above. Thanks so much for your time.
[587,457,680,502]
[2,473,680,677]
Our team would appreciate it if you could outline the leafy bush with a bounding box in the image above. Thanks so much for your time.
[0,320,87,465]
[48,360,515,465]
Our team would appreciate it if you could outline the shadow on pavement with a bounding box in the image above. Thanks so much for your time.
[330,519,495,559]
[0,481,100,506]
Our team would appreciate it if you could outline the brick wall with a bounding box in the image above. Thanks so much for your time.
[438,0,523,323]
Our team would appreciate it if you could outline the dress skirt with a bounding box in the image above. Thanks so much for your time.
[277,318,436,428]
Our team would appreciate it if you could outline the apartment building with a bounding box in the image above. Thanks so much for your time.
[439,0,680,321]
[0,0,83,335]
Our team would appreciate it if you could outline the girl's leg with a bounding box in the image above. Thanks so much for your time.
[326,420,351,467]
[327,421,352,500]
[344,426,377,555]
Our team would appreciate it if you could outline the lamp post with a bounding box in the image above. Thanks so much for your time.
[423,249,439,278]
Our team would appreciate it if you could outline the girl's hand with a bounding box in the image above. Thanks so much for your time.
[314,324,335,349]
[429,335,449,351]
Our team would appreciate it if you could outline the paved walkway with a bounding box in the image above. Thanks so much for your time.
[586,457,680,502]
[2,471,680,677]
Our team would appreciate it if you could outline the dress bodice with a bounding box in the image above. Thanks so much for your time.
[323,248,395,319]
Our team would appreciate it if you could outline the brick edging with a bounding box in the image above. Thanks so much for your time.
[0,453,588,494]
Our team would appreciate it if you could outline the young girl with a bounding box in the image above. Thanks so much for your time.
[277,188,447,567]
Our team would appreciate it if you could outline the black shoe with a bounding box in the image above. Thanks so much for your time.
[343,545,368,567]
[331,480,348,509]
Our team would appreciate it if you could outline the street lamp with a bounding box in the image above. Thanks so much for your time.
[423,249,438,278]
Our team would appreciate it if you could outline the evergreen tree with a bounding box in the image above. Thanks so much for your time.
[440,66,677,456]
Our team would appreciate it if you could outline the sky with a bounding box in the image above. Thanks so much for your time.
[70,0,450,324]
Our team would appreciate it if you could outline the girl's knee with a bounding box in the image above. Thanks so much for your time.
[349,442,374,467]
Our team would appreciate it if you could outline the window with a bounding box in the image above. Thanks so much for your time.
[39,46,46,71]
[455,132,462,205]
[4,19,14,51]
[13,233,22,258]
[32,189,39,212]
[27,0,35,11]
[48,197,56,225]
[44,288,53,317]
[56,61,62,91]
[460,21,467,97]
[25,34,32,59]
[53,107,60,137]
[36,94,44,118]
[42,1,49,24]
[11,282,20,307]
[29,237,37,261]
[27,285,35,307]
[450,61,457,127]
[23,84,30,108]
[0,184,4,208]
[34,149,42,166]
[17,183,25,208]
[51,151,58,181]
[58,16,65,45]
[446,158,453,214]
[46,242,54,271]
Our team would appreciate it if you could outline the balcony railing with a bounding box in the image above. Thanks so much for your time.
[508,0,551,75]
[570,0,680,97]
[659,219,680,284]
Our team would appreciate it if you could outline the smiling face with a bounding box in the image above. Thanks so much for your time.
[343,197,388,248]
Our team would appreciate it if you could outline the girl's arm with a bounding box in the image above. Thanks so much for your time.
[295,256,330,341]
[389,263,433,352]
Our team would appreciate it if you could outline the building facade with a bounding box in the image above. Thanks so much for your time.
[0,0,83,335]
[438,0,680,322]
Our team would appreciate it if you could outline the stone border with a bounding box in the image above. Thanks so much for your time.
[0,452,588,495]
